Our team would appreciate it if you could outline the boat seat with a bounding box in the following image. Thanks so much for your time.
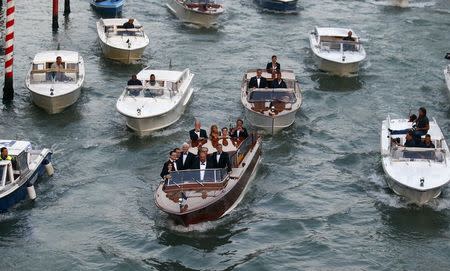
[251,102,267,113]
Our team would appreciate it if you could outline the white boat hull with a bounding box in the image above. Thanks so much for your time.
[315,56,361,76]
[99,40,146,64]
[392,0,409,8]
[166,0,222,28]
[444,66,450,93]
[124,87,193,135]
[29,87,81,114]
[384,173,442,205]
[245,108,297,133]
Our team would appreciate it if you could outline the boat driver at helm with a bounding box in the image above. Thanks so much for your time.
[0,147,16,168]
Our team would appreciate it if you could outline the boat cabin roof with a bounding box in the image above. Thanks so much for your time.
[0,140,32,156]
[100,18,142,27]
[137,68,186,83]
[33,50,80,63]
[314,27,356,38]
[244,69,296,81]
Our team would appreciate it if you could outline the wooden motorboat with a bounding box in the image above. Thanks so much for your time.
[241,69,302,133]
[25,50,85,114]
[0,140,53,211]
[254,0,298,13]
[166,0,224,28]
[155,133,262,226]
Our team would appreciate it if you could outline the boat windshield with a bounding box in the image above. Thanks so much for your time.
[318,37,362,52]
[391,147,445,162]
[166,168,227,186]
[248,89,296,103]
[106,26,145,37]
[29,62,79,84]
[125,86,166,98]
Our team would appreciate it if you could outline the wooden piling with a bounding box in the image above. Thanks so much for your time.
[2,0,15,102]
[63,0,70,16]
[52,0,59,31]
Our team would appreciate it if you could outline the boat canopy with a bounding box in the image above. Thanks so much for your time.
[0,140,31,156]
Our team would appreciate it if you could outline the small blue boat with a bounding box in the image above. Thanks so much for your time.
[0,140,53,211]
[90,0,125,15]
[255,0,298,13]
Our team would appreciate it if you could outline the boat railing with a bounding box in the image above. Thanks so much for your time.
[106,26,145,38]
[30,66,80,84]
[0,161,15,188]
[165,168,228,187]
[390,146,446,163]
[229,133,258,168]
[319,40,362,53]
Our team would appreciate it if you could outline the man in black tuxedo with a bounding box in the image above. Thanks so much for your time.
[248,69,268,89]
[266,55,281,74]
[212,144,232,172]
[231,119,249,139]
[189,120,208,141]
[160,150,179,179]
[177,143,195,170]
[272,72,287,88]
[190,150,215,181]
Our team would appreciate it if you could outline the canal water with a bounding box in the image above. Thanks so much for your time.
[1,0,450,270]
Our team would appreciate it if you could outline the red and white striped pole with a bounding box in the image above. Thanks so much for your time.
[2,0,15,102]
[52,0,59,31]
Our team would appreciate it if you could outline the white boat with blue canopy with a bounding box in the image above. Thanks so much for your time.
[381,116,450,205]
[241,69,302,133]
[309,27,366,76]
[0,140,53,211]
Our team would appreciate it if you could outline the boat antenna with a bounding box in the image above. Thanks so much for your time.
[169,59,172,70]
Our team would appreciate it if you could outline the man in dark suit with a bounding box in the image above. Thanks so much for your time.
[272,72,287,88]
[231,119,249,139]
[266,55,281,74]
[160,150,179,179]
[190,150,215,181]
[212,144,232,172]
[177,143,195,170]
[189,119,208,141]
[248,69,268,89]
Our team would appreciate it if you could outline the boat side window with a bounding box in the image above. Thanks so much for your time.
[144,88,164,97]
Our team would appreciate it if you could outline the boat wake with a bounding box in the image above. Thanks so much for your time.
[166,219,219,232]
[369,0,436,8]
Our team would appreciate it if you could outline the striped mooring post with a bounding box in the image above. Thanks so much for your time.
[2,0,15,102]
[52,0,59,31]
[64,0,70,16]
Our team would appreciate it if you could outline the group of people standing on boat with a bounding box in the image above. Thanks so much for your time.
[248,55,287,89]
[160,119,249,180]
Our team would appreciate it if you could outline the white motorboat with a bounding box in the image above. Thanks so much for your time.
[0,140,53,211]
[166,0,224,28]
[116,68,195,135]
[391,0,409,7]
[25,50,85,114]
[96,18,149,64]
[241,69,302,133]
[444,64,450,93]
[309,27,366,76]
[381,116,450,205]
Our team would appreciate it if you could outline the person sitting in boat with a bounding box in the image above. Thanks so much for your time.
[421,134,435,148]
[148,74,159,87]
[231,119,249,139]
[50,56,68,81]
[392,131,418,148]
[271,72,287,88]
[389,107,429,139]
[189,119,208,141]
[212,144,232,173]
[266,55,281,75]
[191,149,213,169]
[177,143,195,170]
[160,150,179,179]
[173,147,182,160]
[122,18,135,29]
[127,74,142,86]
[0,147,16,168]
[343,31,356,51]
[248,69,268,89]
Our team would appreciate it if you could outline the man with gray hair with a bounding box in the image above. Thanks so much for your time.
[189,119,207,141]
[177,142,195,170]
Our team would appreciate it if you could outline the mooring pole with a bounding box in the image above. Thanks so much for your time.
[52,0,59,31]
[2,0,15,102]
[63,0,70,16]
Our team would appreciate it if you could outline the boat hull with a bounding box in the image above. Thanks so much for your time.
[99,40,146,64]
[384,176,442,205]
[0,153,52,212]
[169,142,262,226]
[315,56,361,76]
[391,0,409,8]
[245,108,297,133]
[255,0,298,12]
[166,0,222,28]
[29,87,81,114]
[123,87,194,135]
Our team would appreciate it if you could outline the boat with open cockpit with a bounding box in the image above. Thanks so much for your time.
[25,50,85,114]
[0,140,53,211]
[155,132,262,226]
[241,69,302,133]
[381,116,450,204]
[116,67,195,135]
[166,0,224,28]
[309,27,366,76]
[96,18,149,64]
